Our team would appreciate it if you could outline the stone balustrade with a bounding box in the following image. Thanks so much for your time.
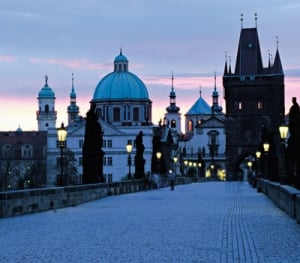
[0,176,195,218]
[256,178,300,224]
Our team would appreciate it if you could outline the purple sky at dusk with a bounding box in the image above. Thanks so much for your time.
[1,0,300,131]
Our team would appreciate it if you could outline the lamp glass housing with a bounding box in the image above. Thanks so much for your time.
[279,125,289,140]
[57,123,67,143]
[126,143,132,154]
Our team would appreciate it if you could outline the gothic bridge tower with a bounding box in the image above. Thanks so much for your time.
[223,16,284,180]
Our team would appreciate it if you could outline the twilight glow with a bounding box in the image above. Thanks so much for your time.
[1,0,300,131]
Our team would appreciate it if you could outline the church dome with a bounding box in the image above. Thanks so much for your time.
[38,75,55,98]
[92,51,149,101]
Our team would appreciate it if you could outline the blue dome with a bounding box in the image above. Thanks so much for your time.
[38,84,55,98]
[93,72,149,101]
[92,51,149,101]
[38,75,55,98]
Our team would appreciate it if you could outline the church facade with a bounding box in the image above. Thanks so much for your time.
[46,51,154,185]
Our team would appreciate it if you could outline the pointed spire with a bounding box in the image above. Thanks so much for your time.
[199,86,202,98]
[214,71,217,91]
[273,48,283,74]
[254,13,258,28]
[72,72,75,92]
[120,48,123,55]
[171,71,174,92]
[44,74,48,86]
[224,52,228,75]
[268,50,271,68]
[166,71,180,113]
[70,72,76,100]
[240,13,243,29]
[228,56,232,74]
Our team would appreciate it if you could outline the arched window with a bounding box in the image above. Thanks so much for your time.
[171,119,176,128]
[2,144,12,158]
[22,144,33,158]
[188,120,193,132]
[45,104,49,113]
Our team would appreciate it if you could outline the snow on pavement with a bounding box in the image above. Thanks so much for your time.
[0,182,300,263]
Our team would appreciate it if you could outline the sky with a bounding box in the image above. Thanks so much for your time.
[1,0,300,131]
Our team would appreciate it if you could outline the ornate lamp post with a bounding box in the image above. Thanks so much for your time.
[173,156,178,175]
[156,151,162,175]
[184,160,188,176]
[198,162,202,177]
[57,123,67,186]
[263,142,270,179]
[279,124,289,184]
[126,143,133,180]
[247,160,253,182]
[255,150,262,178]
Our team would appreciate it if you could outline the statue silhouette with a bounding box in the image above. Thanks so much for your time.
[287,97,300,188]
[82,103,104,184]
[134,131,145,179]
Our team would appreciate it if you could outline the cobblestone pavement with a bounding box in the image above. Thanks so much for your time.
[1,182,300,262]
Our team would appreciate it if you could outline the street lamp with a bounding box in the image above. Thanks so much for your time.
[156,151,162,175]
[263,142,270,179]
[198,162,202,177]
[184,160,188,176]
[57,122,67,186]
[279,124,289,184]
[173,156,178,175]
[255,151,262,178]
[247,161,253,181]
[126,143,133,180]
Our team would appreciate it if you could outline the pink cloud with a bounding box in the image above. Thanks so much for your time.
[0,55,16,62]
[144,74,222,90]
[29,57,111,71]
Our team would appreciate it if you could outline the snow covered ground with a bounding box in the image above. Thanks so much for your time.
[1,182,300,263]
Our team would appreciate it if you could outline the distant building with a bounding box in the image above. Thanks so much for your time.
[0,129,47,190]
[223,20,284,180]
[178,75,226,180]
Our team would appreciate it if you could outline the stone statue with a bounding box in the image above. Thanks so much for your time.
[287,97,300,188]
[82,103,104,183]
[134,131,145,179]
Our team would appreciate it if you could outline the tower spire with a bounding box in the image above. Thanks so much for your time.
[240,13,243,29]
[254,13,258,28]
[171,71,174,91]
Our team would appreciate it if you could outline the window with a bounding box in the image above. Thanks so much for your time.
[208,130,219,157]
[188,120,193,132]
[2,144,12,158]
[79,140,84,148]
[113,107,120,121]
[133,107,139,121]
[45,104,49,113]
[238,101,243,110]
[171,119,176,128]
[21,144,33,158]
[79,157,82,166]
[104,157,113,166]
[257,101,263,110]
[124,105,130,120]
[107,140,112,148]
